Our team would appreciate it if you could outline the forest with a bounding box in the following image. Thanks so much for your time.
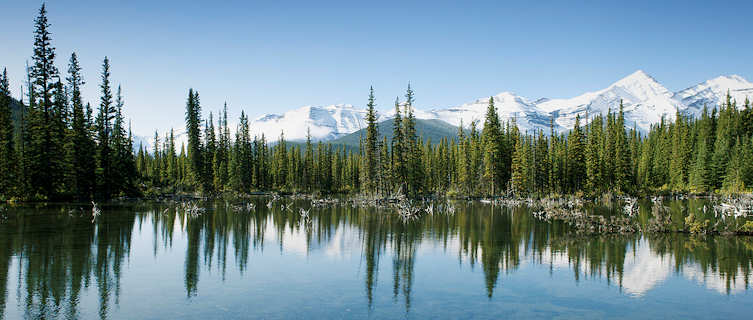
[1,5,752,202]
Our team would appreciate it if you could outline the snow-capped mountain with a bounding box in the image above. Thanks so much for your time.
[250,104,366,141]
[533,70,682,132]
[386,92,554,132]
[135,70,752,149]
[674,75,753,116]
[419,70,751,133]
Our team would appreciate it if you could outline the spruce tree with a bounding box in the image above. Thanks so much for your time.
[722,137,751,192]
[585,114,602,193]
[204,113,216,193]
[379,136,390,195]
[567,115,586,192]
[613,101,632,192]
[66,53,95,199]
[482,97,504,195]
[689,106,714,192]
[303,128,314,192]
[184,88,206,192]
[363,86,379,194]
[711,95,735,189]
[213,103,230,190]
[402,85,422,196]
[391,97,405,192]
[0,68,16,197]
[27,3,61,198]
[95,57,116,199]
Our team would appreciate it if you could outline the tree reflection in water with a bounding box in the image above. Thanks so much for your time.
[0,199,751,318]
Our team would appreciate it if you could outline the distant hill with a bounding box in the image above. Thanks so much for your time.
[329,118,460,148]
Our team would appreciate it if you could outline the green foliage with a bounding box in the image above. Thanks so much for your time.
[7,3,753,201]
[362,86,379,194]
[684,213,710,234]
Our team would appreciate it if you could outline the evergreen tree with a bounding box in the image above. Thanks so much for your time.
[613,101,632,192]
[585,114,603,193]
[402,85,422,196]
[722,137,752,192]
[111,85,136,196]
[303,128,314,192]
[510,135,528,195]
[95,57,116,199]
[379,136,390,195]
[185,88,207,192]
[689,106,714,192]
[275,132,288,190]
[711,95,735,189]
[482,97,504,195]
[534,130,550,194]
[0,68,16,197]
[27,3,62,198]
[213,103,230,190]
[65,53,95,199]
[204,113,216,193]
[167,129,179,185]
[363,86,379,194]
[567,115,586,192]
[391,97,405,192]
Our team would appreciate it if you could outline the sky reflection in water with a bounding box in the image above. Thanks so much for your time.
[0,199,751,319]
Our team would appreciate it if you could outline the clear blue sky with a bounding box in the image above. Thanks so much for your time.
[1,0,751,136]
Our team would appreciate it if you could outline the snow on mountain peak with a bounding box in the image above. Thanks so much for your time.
[194,70,752,145]
[675,74,753,115]
[610,70,671,100]
[250,104,366,141]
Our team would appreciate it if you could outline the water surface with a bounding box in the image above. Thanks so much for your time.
[0,199,751,319]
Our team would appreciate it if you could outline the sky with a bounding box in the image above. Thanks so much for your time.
[1,0,752,137]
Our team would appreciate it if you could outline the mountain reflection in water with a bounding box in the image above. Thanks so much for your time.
[0,199,751,319]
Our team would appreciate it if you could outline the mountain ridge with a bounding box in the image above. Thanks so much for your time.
[245,70,752,140]
[134,70,753,150]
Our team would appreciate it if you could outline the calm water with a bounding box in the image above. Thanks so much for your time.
[0,199,751,319]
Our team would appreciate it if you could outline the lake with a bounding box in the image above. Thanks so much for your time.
[0,198,751,319]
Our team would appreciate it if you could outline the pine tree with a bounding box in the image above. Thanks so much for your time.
[585,114,602,193]
[95,57,116,199]
[722,137,751,192]
[185,88,207,192]
[303,128,314,192]
[482,97,504,195]
[637,133,653,190]
[26,3,62,198]
[613,101,632,193]
[567,114,586,192]
[0,68,16,197]
[510,135,527,195]
[379,136,390,195]
[689,106,714,192]
[391,97,405,192]
[275,132,288,190]
[65,53,96,199]
[213,103,230,190]
[167,129,179,186]
[534,130,550,194]
[204,113,216,193]
[742,98,752,137]
[152,131,162,186]
[711,95,735,189]
[363,86,379,194]
[402,85,422,196]
[111,85,134,196]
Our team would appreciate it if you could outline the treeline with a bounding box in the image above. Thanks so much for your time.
[2,5,753,201]
[140,84,752,198]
